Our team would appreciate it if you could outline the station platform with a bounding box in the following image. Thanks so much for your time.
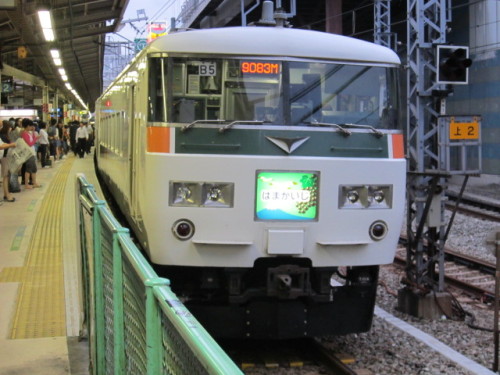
[0,154,97,375]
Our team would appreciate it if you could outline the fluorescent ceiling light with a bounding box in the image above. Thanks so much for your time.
[0,109,38,117]
[38,10,52,28]
[50,49,62,65]
[38,10,55,41]
[42,29,55,42]
[58,68,66,76]
[65,83,72,90]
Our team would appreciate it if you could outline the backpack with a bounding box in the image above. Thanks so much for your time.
[48,126,57,137]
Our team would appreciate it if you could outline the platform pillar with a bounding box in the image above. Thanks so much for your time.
[397,287,453,320]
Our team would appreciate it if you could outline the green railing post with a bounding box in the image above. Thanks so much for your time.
[112,228,129,375]
[145,277,171,375]
[77,182,92,336]
[92,200,107,375]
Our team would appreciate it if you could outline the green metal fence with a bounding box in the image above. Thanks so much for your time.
[76,174,243,375]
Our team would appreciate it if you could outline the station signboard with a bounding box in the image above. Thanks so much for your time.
[438,115,481,175]
[147,23,167,43]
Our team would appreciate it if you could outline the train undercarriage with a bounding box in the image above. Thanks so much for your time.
[155,260,380,339]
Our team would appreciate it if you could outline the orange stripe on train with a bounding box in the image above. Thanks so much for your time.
[391,133,404,159]
[147,127,171,153]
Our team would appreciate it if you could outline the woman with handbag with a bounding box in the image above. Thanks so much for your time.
[0,120,17,202]
[21,119,41,190]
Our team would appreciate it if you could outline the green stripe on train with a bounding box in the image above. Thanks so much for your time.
[175,128,389,158]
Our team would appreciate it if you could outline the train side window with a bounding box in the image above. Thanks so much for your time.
[170,58,223,123]
[173,98,204,122]
[224,83,279,122]
[223,59,282,123]
[148,57,167,122]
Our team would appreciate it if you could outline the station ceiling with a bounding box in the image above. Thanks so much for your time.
[0,0,129,112]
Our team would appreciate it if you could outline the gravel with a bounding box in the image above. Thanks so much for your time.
[325,263,496,375]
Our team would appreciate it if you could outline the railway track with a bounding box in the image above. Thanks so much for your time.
[395,246,496,302]
[446,190,500,222]
[221,338,358,374]
[396,191,499,301]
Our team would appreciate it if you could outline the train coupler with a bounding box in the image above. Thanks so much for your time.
[267,265,311,299]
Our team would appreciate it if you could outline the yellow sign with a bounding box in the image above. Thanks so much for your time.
[449,118,480,140]
[147,23,167,43]
[17,46,27,59]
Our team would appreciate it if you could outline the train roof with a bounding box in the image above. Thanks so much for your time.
[148,26,400,65]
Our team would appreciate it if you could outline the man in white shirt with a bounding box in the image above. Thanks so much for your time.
[75,122,89,158]
[38,122,50,167]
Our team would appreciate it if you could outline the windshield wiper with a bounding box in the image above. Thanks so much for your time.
[342,123,383,138]
[218,120,263,133]
[306,121,352,137]
[181,119,226,132]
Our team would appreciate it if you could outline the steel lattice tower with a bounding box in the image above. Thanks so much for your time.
[374,0,392,49]
[103,39,135,90]
[405,0,450,294]
[374,0,453,306]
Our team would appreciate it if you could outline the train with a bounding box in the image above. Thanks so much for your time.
[95,23,406,339]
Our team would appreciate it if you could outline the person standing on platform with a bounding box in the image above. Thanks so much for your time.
[85,122,93,154]
[21,119,41,189]
[47,118,58,164]
[62,124,70,156]
[0,120,17,202]
[38,122,50,168]
[32,120,40,156]
[56,119,65,159]
[75,121,88,158]
[10,118,22,142]
[69,121,78,155]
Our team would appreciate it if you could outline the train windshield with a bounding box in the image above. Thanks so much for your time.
[148,57,399,129]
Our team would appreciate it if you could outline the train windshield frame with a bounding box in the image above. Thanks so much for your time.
[148,56,400,129]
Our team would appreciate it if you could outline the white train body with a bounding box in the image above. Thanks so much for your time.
[96,26,405,338]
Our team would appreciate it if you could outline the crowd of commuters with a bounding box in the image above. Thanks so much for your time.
[0,117,94,204]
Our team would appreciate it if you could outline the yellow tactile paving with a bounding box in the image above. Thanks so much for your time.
[7,158,75,339]
[0,267,28,282]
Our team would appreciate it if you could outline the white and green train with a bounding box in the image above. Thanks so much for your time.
[95,25,406,339]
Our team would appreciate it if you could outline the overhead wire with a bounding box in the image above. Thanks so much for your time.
[297,0,486,43]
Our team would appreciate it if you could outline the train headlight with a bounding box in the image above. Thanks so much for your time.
[372,190,384,203]
[367,186,392,208]
[202,183,234,207]
[339,186,366,209]
[170,182,201,206]
[339,185,392,209]
[170,181,234,207]
[347,190,360,204]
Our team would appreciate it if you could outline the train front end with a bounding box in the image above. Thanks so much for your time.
[140,28,405,338]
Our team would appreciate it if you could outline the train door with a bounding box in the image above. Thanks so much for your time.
[129,85,140,219]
